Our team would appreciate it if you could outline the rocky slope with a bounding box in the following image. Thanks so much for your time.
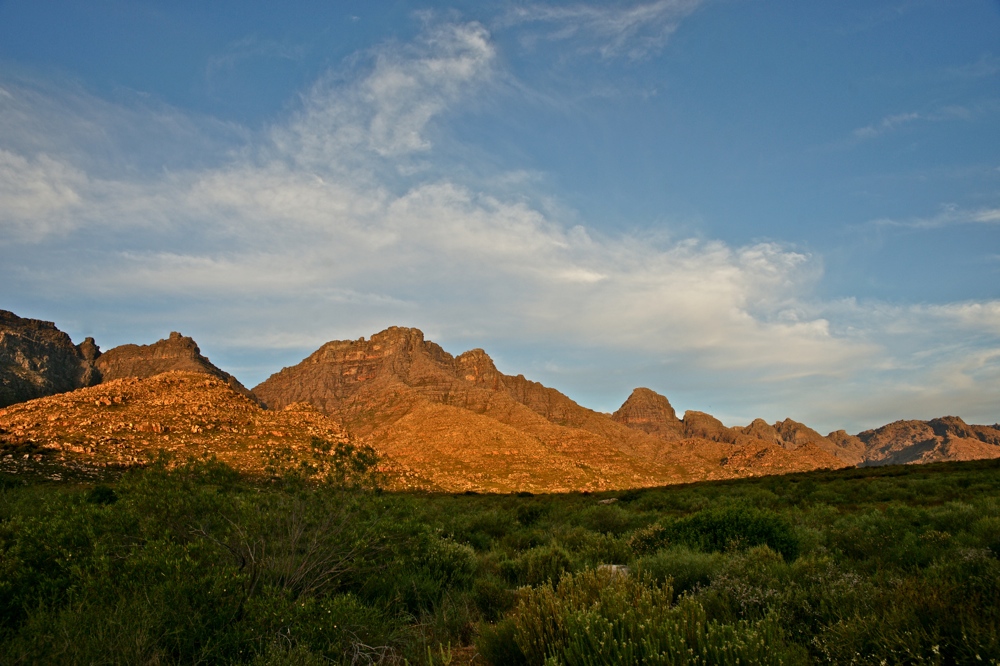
[857,416,1000,466]
[3,310,994,491]
[0,371,357,482]
[0,310,100,408]
[253,327,847,492]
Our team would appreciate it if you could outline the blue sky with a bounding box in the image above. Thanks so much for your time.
[1,0,998,433]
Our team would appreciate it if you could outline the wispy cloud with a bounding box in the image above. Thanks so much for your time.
[851,105,980,140]
[872,204,1000,229]
[206,35,307,80]
[498,0,703,60]
[941,53,1000,81]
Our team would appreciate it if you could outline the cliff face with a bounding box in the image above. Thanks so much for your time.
[96,332,259,404]
[0,310,100,408]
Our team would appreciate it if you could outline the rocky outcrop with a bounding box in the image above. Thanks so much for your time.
[858,416,1000,466]
[680,411,738,443]
[611,388,684,439]
[742,418,783,446]
[96,332,259,404]
[825,430,867,465]
[0,310,101,408]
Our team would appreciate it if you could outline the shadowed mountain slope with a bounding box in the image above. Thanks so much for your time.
[0,310,100,408]
[97,332,259,403]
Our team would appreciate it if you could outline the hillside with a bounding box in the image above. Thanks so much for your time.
[858,416,1000,465]
[0,371,354,482]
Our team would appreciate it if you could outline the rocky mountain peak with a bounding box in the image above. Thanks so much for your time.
[95,333,257,404]
[611,387,683,438]
[456,348,501,385]
[742,418,782,445]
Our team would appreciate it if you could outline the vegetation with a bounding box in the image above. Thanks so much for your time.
[1,454,1000,664]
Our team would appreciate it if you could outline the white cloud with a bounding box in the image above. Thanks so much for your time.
[271,21,495,167]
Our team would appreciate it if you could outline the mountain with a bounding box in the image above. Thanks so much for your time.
[96,332,259,404]
[0,310,100,408]
[0,371,350,482]
[610,387,865,465]
[253,327,847,492]
[857,416,1000,466]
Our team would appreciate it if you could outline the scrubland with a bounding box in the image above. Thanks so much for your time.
[1,453,998,664]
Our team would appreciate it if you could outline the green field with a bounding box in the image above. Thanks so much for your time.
[1,455,999,664]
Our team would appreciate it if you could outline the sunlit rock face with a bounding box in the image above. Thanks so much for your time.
[858,416,1000,466]
[0,310,100,408]
[0,371,350,481]
[612,387,684,440]
[252,327,849,493]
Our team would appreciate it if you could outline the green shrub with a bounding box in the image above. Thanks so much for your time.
[496,568,806,665]
[636,546,725,596]
[473,575,517,621]
[522,545,574,587]
[627,523,670,555]
[577,504,634,535]
[477,617,527,666]
[666,505,800,560]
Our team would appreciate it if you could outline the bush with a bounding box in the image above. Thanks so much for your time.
[666,505,800,560]
[636,546,725,596]
[488,568,806,666]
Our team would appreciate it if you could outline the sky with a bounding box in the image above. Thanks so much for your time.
[0,0,998,434]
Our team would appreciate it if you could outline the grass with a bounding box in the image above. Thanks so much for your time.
[0,457,999,663]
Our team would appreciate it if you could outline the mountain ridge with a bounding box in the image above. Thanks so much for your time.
[2,312,998,490]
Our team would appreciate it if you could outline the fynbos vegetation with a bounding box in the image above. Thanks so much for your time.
[1,458,999,663]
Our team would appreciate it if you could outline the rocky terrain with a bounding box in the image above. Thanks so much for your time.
[0,310,101,408]
[0,371,357,483]
[1,310,997,491]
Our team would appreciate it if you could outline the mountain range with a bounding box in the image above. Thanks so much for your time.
[2,309,998,491]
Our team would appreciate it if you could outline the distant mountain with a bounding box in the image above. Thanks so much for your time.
[610,387,865,465]
[0,310,100,408]
[253,327,847,492]
[858,416,1000,466]
[96,332,260,404]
